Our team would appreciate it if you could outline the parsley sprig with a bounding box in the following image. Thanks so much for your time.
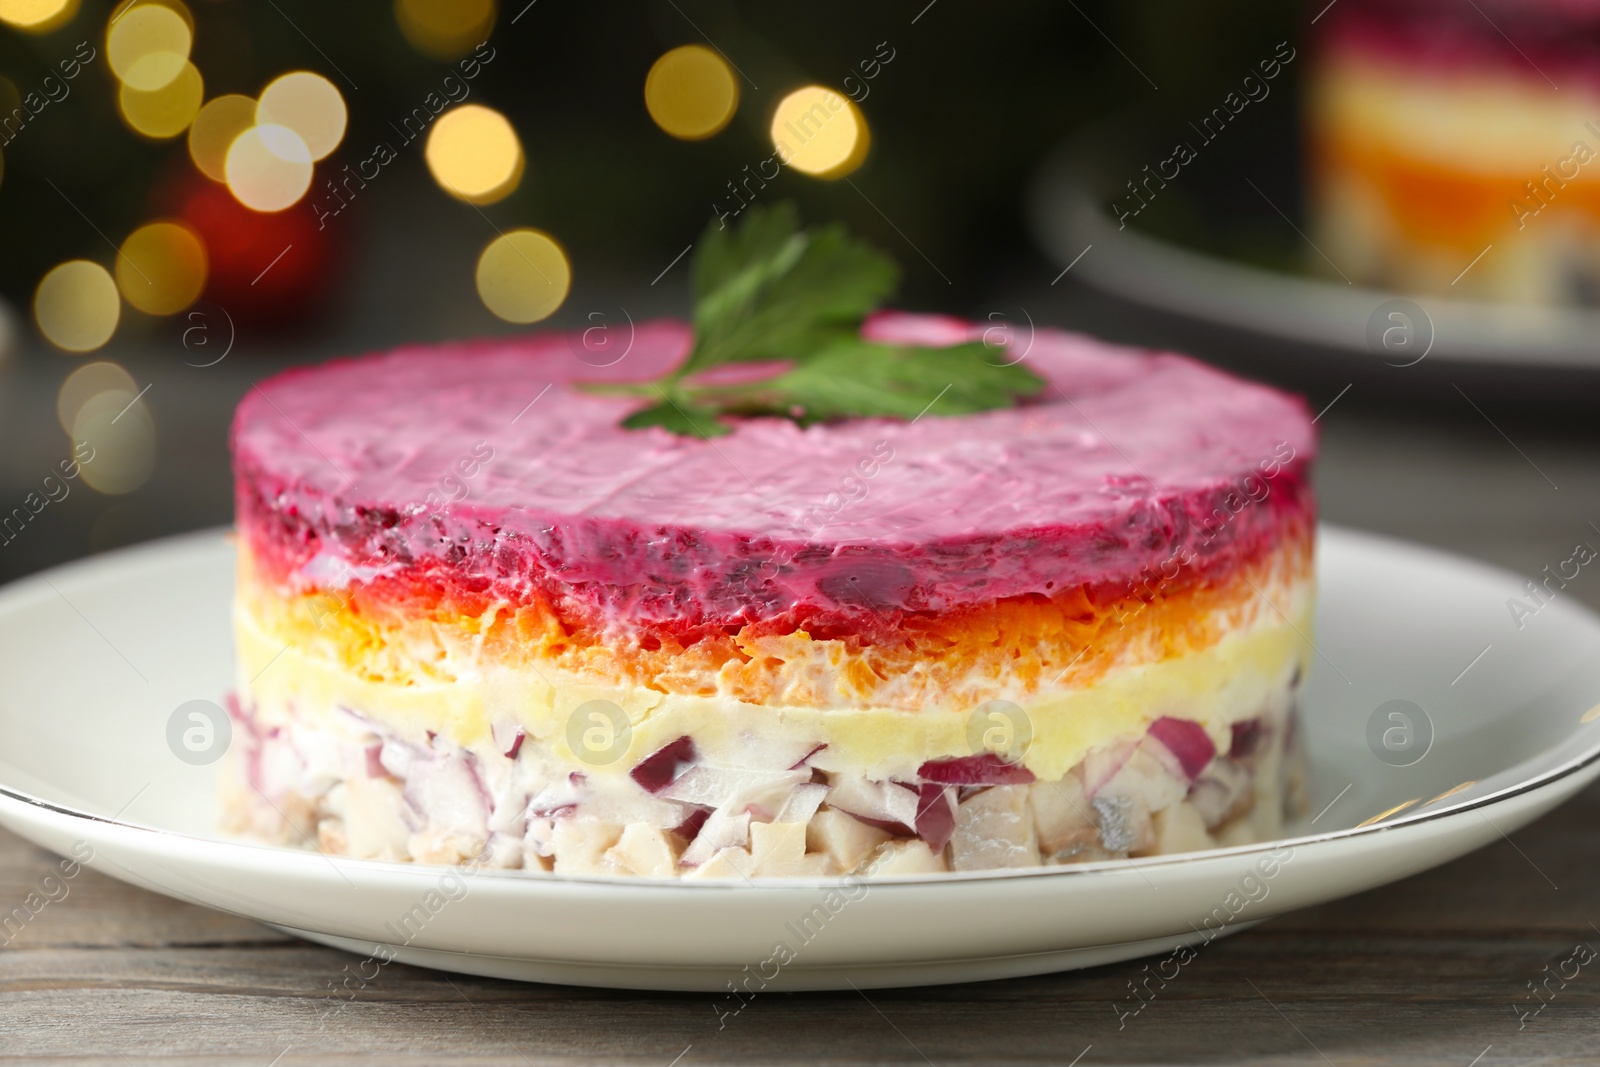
[589,203,1044,437]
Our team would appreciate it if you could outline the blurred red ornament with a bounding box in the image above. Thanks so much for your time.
[162,170,342,330]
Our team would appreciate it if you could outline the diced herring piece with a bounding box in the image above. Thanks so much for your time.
[1095,743,1187,813]
[407,829,488,866]
[683,822,829,878]
[317,817,347,855]
[1188,757,1253,829]
[343,775,411,861]
[685,847,754,880]
[807,808,893,872]
[949,784,1040,871]
[606,823,683,878]
[549,819,623,875]
[1029,777,1099,857]
[747,821,830,877]
[864,839,948,876]
[1151,801,1215,854]
[1092,793,1154,855]
[484,831,524,869]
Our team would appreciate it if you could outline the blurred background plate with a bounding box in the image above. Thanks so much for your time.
[1032,117,1600,370]
[1029,110,1600,407]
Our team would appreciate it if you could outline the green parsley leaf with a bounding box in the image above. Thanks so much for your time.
[592,202,1045,435]
[685,202,898,374]
[698,340,1043,425]
[619,394,731,438]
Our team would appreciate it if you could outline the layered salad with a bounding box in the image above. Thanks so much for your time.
[226,208,1315,879]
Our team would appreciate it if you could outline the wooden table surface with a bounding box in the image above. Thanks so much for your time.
[4,409,1600,1065]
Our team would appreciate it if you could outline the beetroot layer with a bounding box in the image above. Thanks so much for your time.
[232,316,1316,639]
[237,464,1312,646]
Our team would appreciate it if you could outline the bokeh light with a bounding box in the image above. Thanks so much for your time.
[770,86,870,179]
[107,2,192,92]
[115,220,207,315]
[256,71,346,162]
[0,0,77,33]
[396,0,495,61]
[425,104,523,205]
[117,59,202,139]
[72,389,156,495]
[225,123,313,212]
[188,94,256,182]
[644,45,739,141]
[475,229,570,323]
[57,361,137,433]
[34,261,120,353]
[110,0,193,32]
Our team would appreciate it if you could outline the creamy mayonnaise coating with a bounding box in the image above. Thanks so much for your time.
[233,314,1315,631]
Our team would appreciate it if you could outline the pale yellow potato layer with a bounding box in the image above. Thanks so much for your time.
[237,576,1313,784]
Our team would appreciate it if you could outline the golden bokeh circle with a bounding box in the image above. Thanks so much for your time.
[256,71,346,162]
[0,0,78,33]
[395,0,494,60]
[425,104,524,205]
[188,94,256,182]
[34,261,120,353]
[115,221,207,316]
[224,123,313,212]
[107,3,192,91]
[109,0,192,33]
[475,229,571,324]
[644,45,738,141]
[73,389,156,495]
[770,86,870,179]
[117,58,202,140]
[57,361,137,434]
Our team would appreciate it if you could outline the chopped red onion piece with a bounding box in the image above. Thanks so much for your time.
[914,783,957,852]
[775,782,829,825]
[1146,716,1216,781]
[402,754,488,838]
[789,743,827,770]
[525,774,584,818]
[378,738,418,779]
[837,811,914,838]
[673,806,711,841]
[678,809,751,867]
[661,766,809,813]
[917,753,1036,786]
[491,720,525,760]
[827,777,920,832]
[630,736,695,794]
[1230,718,1263,759]
[363,743,386,778]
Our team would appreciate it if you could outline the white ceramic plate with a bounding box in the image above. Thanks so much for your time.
[1,527,1597,992]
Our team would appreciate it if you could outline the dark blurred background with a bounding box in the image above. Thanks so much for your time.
[1,0,1595,601]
